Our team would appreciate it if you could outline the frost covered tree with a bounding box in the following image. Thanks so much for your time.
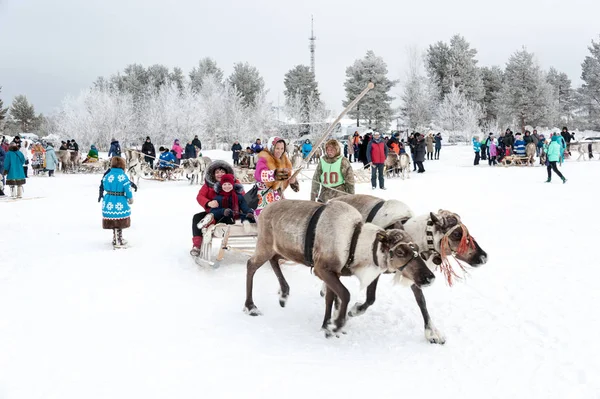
[343,50,397,131]
[437,86,483,140]
[190,58,224,92]
[283,92,329,138]
[426,35,484,103]
[228,62,265,107]
[546,67,574,125]
[497,48,557,132]
[399,47,437,131]
[480,66,503,122]
[579,36,600,128]
[284,65,320,124]
[10,95,36,132]
[247,91,275,142]
[0,86,8,128]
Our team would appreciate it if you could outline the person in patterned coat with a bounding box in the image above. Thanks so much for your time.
[98,156,134,247]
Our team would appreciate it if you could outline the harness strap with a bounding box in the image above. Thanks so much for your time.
[371,238,380,267]
[426,219,436,251]
[304,204,327,266]
[344,223,362,267]
[366,200,385,223]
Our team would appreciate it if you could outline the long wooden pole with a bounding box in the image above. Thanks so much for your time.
[291,82,374,178]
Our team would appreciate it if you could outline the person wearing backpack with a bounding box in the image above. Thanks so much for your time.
[108,138,122,158]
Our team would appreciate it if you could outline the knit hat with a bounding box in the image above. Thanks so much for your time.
[220,174,235,186]
[146,136,150,140]
[267,136,285,152]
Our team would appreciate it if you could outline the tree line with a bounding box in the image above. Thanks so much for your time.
[1,33,600,148]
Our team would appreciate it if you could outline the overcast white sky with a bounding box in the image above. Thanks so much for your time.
[1,0,599,116]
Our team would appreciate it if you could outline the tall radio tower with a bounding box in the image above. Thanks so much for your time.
[309,15,316,75]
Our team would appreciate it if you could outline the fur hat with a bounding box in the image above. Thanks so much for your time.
[110,156,126,169]
[220,174,235,186]
[267,136,286,152]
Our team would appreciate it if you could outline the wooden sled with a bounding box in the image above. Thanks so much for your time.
[501,155,533,167]
[195,221,258,268]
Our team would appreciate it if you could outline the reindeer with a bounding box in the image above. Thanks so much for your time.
[244,199,435,338]
[384,153,400,178]
[333,194,488,344]
[525,143,536,166]
[181,158,204,184]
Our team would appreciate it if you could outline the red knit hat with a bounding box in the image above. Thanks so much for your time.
[220,174,235,186]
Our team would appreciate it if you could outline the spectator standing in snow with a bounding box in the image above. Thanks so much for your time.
[171,139,183,164]
[141,137,156,168]
[20,140,31,177]
[3,143,26,198]
[434,133,442,160]
[301,139,313,160]
[184,140,196,160]
[192,135,202,156]
[45,143,59,177]
[413,133,426,173]
[98,156,134,248]
[367,132,387,189]
[513,133,526,157]
[473,136,481,166]
[108,138,121,158]
[487,134,498,166]
[231,140,242,166]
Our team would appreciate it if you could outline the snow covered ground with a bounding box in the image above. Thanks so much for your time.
[1,146,599,399]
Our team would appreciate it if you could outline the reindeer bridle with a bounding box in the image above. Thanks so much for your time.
[373,240,419,272]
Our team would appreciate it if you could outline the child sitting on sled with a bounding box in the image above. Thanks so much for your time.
[210,173,255,225]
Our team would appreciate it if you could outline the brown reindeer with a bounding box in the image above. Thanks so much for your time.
[244,199,435,338]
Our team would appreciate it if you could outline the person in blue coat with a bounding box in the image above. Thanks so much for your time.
[513,133,526,157]
[302,139,313,160]
[108,138,121,158]
[545,135,567,183]
[434,133,442,159]
[3,143,26,198]
[99,156,134,247]
[472,136,481,165]
[209,173,255,224]
[184,140,196,160]
[45,143,59,177]
[0,144,5,196]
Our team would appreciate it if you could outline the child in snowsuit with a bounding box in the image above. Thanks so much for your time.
[472,136,481,165]
[209,174,255,224]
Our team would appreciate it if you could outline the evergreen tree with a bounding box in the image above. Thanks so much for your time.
[10,95,36,132]
[169,67,185,93]
[580,36,600,128]
[0,86,8,127]
[480,66,504,122]
[437,86,483,138]
[426,34,484,103]
[228,62,265,107]
[283,65,320,124]
[343,50,397,131]
[546,67,574,124]
[190,58,224,92]
[498,47,556,132]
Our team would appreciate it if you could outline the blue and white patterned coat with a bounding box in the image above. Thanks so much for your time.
[514,139,526,156]
[101,167,133,220]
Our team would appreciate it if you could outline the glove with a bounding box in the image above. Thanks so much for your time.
[290,181,300,192]
[128,198,134,205]
[224,208,232,217]
[275,168,290,180]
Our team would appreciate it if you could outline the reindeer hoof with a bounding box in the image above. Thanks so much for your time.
[278,290,289,308]
[425,327,446,344]
[348,302,365,318]
[244,306,262,316]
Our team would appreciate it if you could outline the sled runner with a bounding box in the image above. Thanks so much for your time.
[194,221,258,268]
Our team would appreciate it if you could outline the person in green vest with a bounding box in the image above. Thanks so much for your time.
[310,139,355,203]
[83,144,99,163]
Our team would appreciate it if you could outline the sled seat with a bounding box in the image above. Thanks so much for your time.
[196,221,258,267]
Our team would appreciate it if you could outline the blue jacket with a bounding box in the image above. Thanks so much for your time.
[537,136,546,149]
[210,192,254,223]
[108,140,121,158]
[0,145,5,174]
[3,149,26,183]
[101,167,133,220]
[434,135,442,149]
[302,142,313,157]
[184,143,196,159]
[159,151,176,168]
[513,139,526,156]
[45,146,59,170]
[472,139,481,153]
[251,143,263,153]
[547,136,562,162]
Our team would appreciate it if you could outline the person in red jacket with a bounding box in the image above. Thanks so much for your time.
[190,160,244,257]
[366,131,388,190]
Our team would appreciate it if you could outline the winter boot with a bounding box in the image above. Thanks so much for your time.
[112,229,118,246]
[545,178,551,183]
[196,213,214,230]
[17,186,23,198]
[190,236,203,257]
[116,228,127,246]
[10,186,16,198]
[562,178,567,184]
